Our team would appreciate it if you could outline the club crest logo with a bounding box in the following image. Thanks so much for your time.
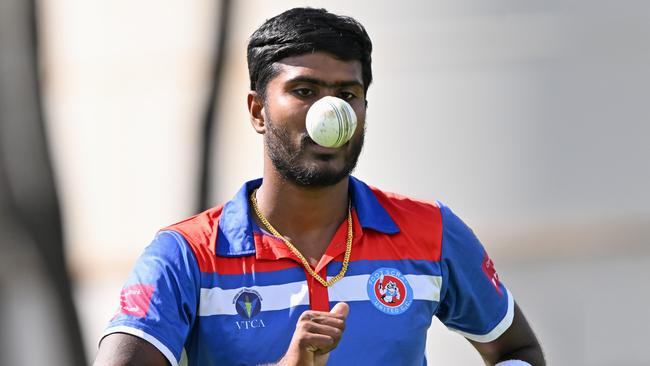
[233,289,262,319]
[367,268,413,315]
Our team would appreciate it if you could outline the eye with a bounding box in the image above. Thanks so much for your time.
[292,88,314,98]
[338,91,357,101]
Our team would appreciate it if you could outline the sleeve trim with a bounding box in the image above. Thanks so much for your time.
[102,325,179,366]
[448,288,515,343]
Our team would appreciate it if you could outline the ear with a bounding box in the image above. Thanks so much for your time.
[247,91,266,134]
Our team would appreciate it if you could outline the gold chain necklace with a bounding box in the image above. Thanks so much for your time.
[249,188,352,287]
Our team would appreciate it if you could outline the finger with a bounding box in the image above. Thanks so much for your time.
[301,320,344,339]
[300,310,346,322]
[302,328,340,355]
[330,302,349,318]
[298,332,336,351]
[310,316,345,330]
[307,324,345,356]
[302,314,346,334]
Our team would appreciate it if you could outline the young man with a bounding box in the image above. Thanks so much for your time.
[95,8,544,366]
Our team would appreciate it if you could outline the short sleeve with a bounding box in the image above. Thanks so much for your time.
[435,202,514,343]
[101,230,200,366]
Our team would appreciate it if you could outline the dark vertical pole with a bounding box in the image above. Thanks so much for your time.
[198,0,232,212]
[0,0,86,364]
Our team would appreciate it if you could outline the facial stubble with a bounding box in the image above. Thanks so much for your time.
[264,112,365,188]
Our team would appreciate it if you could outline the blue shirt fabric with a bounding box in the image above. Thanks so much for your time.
[103,177,513,365]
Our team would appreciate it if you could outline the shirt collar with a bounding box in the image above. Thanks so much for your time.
[215,176,400,257]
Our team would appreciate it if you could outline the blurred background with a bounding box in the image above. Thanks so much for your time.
[1,0,649,365]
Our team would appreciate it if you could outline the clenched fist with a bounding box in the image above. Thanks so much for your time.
[275,302,349,366]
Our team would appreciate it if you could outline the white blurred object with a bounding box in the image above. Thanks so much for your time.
[306,96,357,148]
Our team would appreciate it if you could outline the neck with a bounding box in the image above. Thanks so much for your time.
[253,167,350,261]
[256,173,350,234]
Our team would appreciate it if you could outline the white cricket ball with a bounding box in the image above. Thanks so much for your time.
[305,96,357,148]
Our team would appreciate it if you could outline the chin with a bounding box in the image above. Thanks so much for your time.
[280,163,350,188]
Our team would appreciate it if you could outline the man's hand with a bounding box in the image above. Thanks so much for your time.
[277,302,349,366]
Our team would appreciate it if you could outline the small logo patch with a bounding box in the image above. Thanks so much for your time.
[119,284,155,317]
[482,253,503,295]
[367,268,413,315]
[233,289,262,319]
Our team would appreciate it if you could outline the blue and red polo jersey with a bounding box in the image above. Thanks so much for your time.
[103,177,513,365]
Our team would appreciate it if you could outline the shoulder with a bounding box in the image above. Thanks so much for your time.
[366,185,444,259]
[162,205,224,246]
[159,205,225,271]
[360,182,472,242]
[369,185,442,225]
[364,184,480,258]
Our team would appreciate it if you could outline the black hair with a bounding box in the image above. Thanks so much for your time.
[247,7,373,98]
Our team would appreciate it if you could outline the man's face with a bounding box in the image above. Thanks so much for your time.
[261,52,366,187]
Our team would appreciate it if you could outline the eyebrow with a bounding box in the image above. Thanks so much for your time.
[285,76,364,89]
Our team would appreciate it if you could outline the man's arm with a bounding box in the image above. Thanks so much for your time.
[469,302,545,366]
[95,303,349,366]
[94,333,169,366]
